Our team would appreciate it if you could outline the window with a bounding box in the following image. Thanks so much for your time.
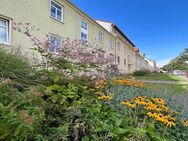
[124,58,126,65]
[0,18,10,44]
[81,21,87,30]
[117,56,120,64]
[109,39,113,49]
[50,0,63,22]
[98,31,104,43]
[48,34,62,52]
[81,20,88,41]
[117,42,120,51]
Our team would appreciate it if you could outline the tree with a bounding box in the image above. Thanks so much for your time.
[163,48,188,71]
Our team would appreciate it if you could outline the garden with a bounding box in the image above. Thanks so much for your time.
[0,22,188,141]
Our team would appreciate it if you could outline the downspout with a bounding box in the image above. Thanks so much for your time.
[114,35,117,66]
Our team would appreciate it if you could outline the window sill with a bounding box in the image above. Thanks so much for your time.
[0,43,11,47]
[50,16,64,24]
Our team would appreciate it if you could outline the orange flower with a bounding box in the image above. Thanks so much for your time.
[114,79,146,87]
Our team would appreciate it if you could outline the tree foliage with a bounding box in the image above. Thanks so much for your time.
[163,48,188,71]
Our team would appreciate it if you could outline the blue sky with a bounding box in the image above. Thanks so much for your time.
[71,0,188,67]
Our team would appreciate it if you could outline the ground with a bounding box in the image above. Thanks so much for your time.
[133,73,188,96]
[133,73,185,81]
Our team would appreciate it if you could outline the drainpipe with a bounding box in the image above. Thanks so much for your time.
[114,35,117,66]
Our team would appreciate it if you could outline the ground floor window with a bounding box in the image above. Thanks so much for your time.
[0,18,10,44]
[124,58,126,65]
[117,56,120,64]
[48,34,62,53]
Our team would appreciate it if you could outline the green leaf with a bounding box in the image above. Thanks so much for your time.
[115,118,122,127]
[82,136,90,141]
[51,74,60,82]
[47,84,62,91]
[115,127,130,135]
[103,123,113,131]
[94,127,105,132]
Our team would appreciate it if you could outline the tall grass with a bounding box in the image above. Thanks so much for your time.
[0,48,36,89]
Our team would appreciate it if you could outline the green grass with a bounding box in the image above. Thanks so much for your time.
[133,73,184,81]
[147,83,188,96]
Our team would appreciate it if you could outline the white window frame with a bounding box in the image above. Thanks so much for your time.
[0,17,11,45]
[98,31,104,43]
[80,20,88,41]
[48,34,63,53]
[50,0,64,22]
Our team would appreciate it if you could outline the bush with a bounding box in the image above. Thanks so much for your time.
[133,70,150,76]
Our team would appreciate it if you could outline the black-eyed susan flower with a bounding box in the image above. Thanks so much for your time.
[155,113,168,123]
[181,120,188,127]
[147,112,157,118]
[95,91,105,96]
[152,97,166,105]
[144,103,161,111]
[122,100,136,108]
[164,121,175,127]
[98,95,112,100]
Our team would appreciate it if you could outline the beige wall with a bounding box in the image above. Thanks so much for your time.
[115,36,136,74]
[0,0,115,57]
[96,21,139,74]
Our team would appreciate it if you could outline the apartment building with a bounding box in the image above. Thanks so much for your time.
[0,0,115,57]
[0,0,157,74]
[96,20,139,74]
[96,20,159,73]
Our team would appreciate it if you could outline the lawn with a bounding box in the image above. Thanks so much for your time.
[147,83,188,96]
[133,73,185,81]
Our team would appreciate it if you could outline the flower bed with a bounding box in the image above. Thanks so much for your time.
[0,22,187,140]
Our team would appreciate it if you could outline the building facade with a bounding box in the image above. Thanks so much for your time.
[0,0,157,74]
[0,0,116,56]
[96,20,138,74]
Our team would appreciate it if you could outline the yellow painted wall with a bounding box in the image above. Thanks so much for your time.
[0,0,115,57]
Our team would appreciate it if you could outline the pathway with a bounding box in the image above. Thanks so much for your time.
[141,78,188,84]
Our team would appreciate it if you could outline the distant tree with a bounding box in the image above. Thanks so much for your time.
[163,48,188,71]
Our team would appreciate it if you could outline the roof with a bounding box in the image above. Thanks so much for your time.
[112,24,135,47]
[96,20,136,47]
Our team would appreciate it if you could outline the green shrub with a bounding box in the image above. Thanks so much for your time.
[133,70,149,76]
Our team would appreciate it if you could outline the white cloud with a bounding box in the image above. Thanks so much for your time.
[156,58,174,68]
